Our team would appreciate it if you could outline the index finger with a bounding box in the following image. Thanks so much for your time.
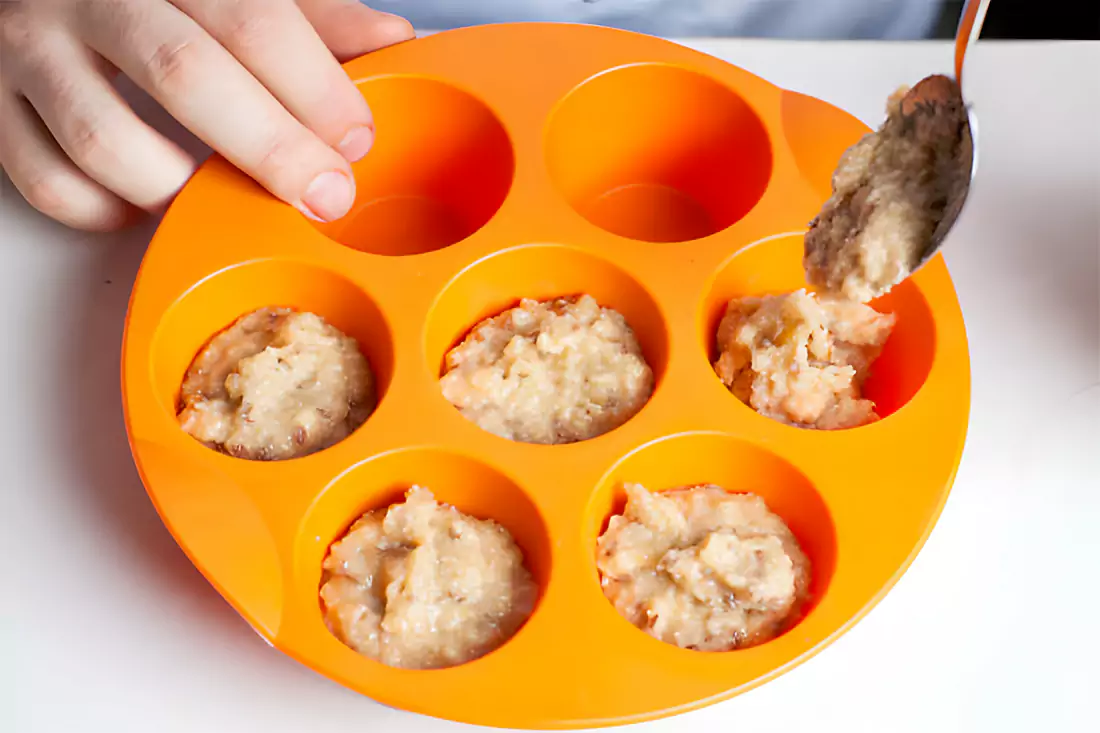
[78,0,356,221]
[171,0,377,162]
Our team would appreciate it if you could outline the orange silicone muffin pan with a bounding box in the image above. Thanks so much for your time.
[121,22,970,729]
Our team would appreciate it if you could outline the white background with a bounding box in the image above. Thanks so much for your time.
[3,38,1098,733]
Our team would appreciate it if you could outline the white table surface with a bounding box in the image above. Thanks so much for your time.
[3,37,1098,733]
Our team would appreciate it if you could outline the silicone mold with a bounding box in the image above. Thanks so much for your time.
[121,23,970,729]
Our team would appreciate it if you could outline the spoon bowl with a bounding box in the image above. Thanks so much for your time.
[913,0,990,276]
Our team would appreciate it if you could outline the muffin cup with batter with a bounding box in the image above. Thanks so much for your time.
[440,294,654,444]
[597,483,811,651]
[713,289,895,430]
[320,485,538,670]
[177,307,377,460]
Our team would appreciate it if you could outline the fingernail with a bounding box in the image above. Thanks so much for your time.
[337,125,374,163]
[300,170,355,222]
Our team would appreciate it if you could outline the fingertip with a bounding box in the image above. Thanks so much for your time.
[337,124,374,163]
[105,201,149,231]
[298,168,356,222]
[53,192,141,232]
[309,3,416,62]
[370,12,416,48]
[66,193,143,232]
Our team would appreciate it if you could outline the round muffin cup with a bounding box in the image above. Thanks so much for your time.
[702,232,937,424]
[295,449,550,663]
[152,259,394,423]
[122,23,970,729]
[546,63,773,243]
[426,243,668,442]
[309,76,514,256]
[585,432,836,628]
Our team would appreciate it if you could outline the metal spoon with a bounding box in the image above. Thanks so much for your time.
[919,0,991,270]
[803,0,991,300]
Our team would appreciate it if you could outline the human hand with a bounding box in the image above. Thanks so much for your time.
[0,0,414,231]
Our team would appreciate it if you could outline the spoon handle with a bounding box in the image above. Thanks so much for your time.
[955,0,992,85]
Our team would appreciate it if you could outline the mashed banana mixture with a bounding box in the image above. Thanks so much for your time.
[713,290,895,429]
[178,307,375,460]
[804,74,972,302]
[440,294,654,444]
[320,486,537,670]
[597,484,810,651]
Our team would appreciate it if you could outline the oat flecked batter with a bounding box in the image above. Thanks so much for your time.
[440,294,654,444]
[804,74,972,302]
[320,486,538,670]
[713,290,895,430]
[178,307,375,460]
[597,484,811,651]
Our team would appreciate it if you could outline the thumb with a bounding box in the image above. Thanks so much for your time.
[296,0,416,62]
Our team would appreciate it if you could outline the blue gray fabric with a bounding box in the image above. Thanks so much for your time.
[366,0,943,39]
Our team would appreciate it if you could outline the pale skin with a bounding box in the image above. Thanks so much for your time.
[0,0,415,231]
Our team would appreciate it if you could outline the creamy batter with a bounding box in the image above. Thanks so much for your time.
[804,75,972,302]
[713,290,894,429]
[178,307,375,460]
[597,484,811,651]
[440,294,654,444]
[320,486,538,670]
